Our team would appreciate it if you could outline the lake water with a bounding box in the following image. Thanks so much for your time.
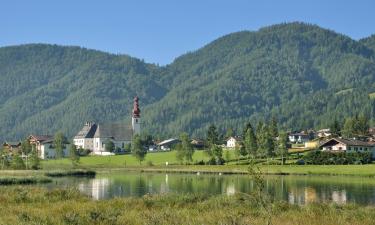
[39,172,375,205]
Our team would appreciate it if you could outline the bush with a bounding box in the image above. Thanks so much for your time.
[302,150,372,165]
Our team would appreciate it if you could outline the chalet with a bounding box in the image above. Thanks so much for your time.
[157,138,180,151]
[191,138,205,149]
[316,129,332,138]
[288,133,310,143]
[320,138,375,157]
[2,141,21,151]
[73,97,141,155]
[28,135,69,159]
[226,136,242,148]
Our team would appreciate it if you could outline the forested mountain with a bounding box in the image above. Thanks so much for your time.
[360,35,375,52]
[0,22,374,140]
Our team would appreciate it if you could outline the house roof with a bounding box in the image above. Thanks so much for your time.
[227,136,242,141]
[29,135,53,142]
[74,123,97,139]
[289,133,309,136]
[320,138,375,148]
[94,123,133,141]
[157,138,180,146]
[3,142,21,147]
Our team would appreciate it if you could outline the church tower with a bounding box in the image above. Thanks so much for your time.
[132,96,141,135]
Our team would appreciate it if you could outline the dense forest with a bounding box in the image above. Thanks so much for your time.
[0,22,374,140]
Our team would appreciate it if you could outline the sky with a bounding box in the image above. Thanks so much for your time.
[1,0,375,65]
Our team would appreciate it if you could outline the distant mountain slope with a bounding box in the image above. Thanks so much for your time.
[0,23,374,140]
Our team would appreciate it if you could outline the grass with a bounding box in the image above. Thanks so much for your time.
[369,92,375,99]
[42,150,212,169]
[0,186,374,225]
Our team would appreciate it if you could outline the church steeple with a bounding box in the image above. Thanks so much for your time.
[132,96,140,118]
[132,96,141,135]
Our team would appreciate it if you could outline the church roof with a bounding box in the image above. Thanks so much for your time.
[74,123,97,139]
[94,123,133,141]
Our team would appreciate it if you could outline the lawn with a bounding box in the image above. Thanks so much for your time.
[42,150,213,169]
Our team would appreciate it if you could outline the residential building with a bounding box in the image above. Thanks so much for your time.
[2,141,21,152]
[288,133,310,143]
[28,135,69,159]
[320,138,375,157]
[226,136,242,148]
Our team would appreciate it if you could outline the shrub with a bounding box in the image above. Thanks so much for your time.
[302,150,372,165]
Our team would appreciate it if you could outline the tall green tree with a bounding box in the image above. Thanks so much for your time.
[342,118,354,138]
[207,125,219,147]
[175,133,195,163]
[276,131,288,165]
[244,123,258,159]
[329,118,341,136]
[53,132,66,158]
[257,123,275,159]
[269,117,279,138]
[131,134,147,165]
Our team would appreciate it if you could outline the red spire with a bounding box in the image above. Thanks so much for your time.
[132,96,140,118]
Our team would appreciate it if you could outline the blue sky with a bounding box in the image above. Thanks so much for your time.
[1,0,374,65]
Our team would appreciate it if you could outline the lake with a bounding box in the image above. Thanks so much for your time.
[39,172,375,205]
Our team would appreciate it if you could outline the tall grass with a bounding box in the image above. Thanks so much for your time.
[0,187,374,225]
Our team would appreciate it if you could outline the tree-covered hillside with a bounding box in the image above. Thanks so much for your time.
[0,44,165,140]
[0,22,374,140]
[144,23,375,137]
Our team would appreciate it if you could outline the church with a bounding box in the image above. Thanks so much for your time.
[73,96,141,154]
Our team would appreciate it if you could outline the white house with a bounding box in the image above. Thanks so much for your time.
[288,133,310,143]
[28,135,69,159]
[73,96,141,155]
[226,136,242,148]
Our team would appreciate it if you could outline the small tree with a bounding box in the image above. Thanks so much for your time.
[69,144,80,167]
[54,132,66,158]
[132,134,147,165]
[20,139,32,156]
[277,131,289,165]
[11,153,25,170]
[180,133,194,162]
[224,150,231,163]
[29,149,41,170]
[105,140,115,152]
[234,144,241,164]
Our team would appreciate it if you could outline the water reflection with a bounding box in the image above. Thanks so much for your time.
[38,173,375,205]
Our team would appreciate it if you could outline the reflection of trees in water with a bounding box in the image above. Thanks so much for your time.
[71,173,375,205]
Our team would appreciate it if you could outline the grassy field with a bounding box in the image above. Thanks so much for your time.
[42,150,212,169]
[0,150,365,177]
[0,186,374,225]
